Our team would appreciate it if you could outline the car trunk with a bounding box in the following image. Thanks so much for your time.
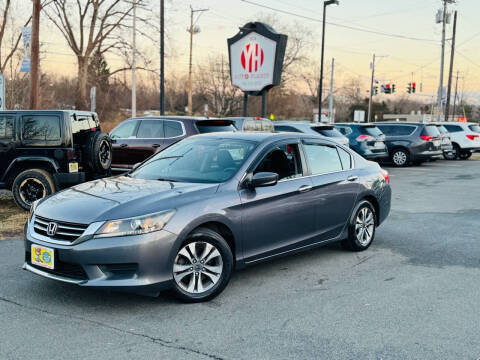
[359,125,386,151]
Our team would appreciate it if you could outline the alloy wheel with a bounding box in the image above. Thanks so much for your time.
[173,241,223,294]
[355,207,375,246]
[392,151,407,166]
[19,178,46,206]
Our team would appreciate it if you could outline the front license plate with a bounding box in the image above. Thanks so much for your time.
[31,244,54,270]
[69,162,79,173]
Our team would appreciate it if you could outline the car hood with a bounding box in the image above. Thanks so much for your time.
[35,176,219,224]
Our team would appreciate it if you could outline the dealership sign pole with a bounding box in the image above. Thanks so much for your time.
[228,22,287,118]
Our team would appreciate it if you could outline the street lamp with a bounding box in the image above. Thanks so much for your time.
[317,0,339,123]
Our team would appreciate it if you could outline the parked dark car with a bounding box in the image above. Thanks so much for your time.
[0,110,111,210]
[375,122,443,166]
[432,123,454,160]
[334,123,388,160]
[273,121,350,147]
[25,132,391,302]
[109,116,236,171]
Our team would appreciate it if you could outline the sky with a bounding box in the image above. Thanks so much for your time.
[33,0,480,102]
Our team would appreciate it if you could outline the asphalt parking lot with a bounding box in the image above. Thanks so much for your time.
[1,158,480,359]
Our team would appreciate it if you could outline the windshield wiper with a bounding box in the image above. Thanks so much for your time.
[157,178,177,189]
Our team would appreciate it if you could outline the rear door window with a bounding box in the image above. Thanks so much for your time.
[337,147,352,169]
[444,125,463,133]
[71,116,92,134]
[422,125,440,137]
[22,115,61,145]
[195,120,236,133]
[0,116,14,139]
[303,143,343,175]
[137,120,164,138]
[335,126,352,136]
[164,120,184,137]
[468,124,480,132]
[110,120,138,139]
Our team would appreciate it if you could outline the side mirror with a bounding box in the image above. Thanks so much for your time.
[110,138,117,144]
[250,172,278,188]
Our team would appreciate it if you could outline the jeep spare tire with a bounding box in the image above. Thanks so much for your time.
[84,131,112,174]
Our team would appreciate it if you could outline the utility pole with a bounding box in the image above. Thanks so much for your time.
[29,0,40,109]
[452,71,459,120]
[132,0,137,118]
[187,6,208,116]
[317,0,339,123]
[436,0,455,119]
[328,58,335,123]
[445,10,457,122]
[367,54,375,123]
[160,0,165,115]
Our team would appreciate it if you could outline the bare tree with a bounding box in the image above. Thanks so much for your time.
[0,0,32,73]
[196,56,242,116]
[43,0,154,109]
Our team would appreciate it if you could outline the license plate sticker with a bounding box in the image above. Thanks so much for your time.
[69,162,79,173]
[31,244,54,269]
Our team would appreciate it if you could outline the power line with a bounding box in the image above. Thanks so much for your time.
[240,0,439,43]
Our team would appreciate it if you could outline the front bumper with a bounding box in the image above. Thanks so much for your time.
[24,220,178,295]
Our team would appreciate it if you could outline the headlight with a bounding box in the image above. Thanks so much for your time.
[94,210,176,238]
[29,200,40,222]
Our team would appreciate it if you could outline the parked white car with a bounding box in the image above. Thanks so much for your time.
[441,122,480,159]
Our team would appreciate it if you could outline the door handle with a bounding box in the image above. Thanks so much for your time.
[152,144,161,148]
[347,175,359,182]
[120,144,128,148]
[298,184,312,193]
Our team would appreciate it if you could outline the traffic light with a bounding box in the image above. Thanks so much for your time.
[412,82,416,93]
[407,83,412,94]
[374,86,378,95]
[385,84,391,94]
[392,84,396,94]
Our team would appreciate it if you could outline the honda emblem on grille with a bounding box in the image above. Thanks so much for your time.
[46,222,58,236]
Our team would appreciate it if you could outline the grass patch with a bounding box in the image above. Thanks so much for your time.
[0,195,28,240]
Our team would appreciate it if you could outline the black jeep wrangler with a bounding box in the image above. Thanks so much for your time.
[0,110,112,210]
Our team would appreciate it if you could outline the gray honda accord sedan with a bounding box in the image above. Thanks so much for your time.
[24,132,391,302]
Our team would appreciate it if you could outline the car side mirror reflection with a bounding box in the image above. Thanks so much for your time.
[250,172,278,188]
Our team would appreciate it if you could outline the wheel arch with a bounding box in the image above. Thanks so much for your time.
[359,194,380,226]
[2,157,59,187]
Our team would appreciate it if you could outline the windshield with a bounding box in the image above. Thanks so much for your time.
[311,126,344,138]
[131,137,258,183]
[468,124,480,133]
[195,120,236,133]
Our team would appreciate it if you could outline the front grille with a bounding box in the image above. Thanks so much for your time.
[26,251,88,280]
[34,216,89,242]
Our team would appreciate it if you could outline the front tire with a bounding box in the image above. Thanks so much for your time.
[459,151,472,160]
[391,149,409,167]
[342,200,376,252]
[171,228,233,302]
[12,169,55,211]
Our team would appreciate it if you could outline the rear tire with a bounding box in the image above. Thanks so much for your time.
[12,169,55,211]
[391,149,409,167]
[459,151,472,160]
[84,132,112,175]
[342,200,376,252]
[171,228,233,302]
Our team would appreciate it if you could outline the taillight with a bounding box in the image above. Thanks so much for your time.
[356,134,374,142]
[420,135,433,141]
[380,168,390,184]
[466,134,479,140]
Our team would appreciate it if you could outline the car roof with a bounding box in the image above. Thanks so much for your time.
[128,116,211,121]
[375,122,425,125]
[335,122,380,126]
[274,121,334,127]
[189,131,338,144]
